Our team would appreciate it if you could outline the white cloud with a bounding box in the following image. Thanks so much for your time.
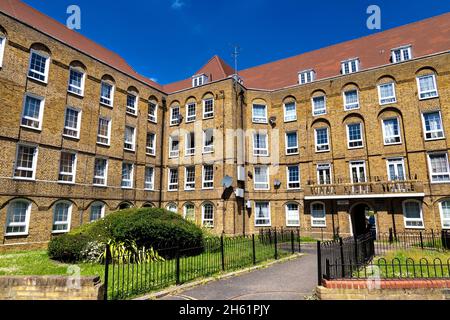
[150,77,158,82]
[171,0,185,10]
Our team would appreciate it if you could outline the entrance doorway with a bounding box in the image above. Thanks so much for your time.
[350,203,376,237]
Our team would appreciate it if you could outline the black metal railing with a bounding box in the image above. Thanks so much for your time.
[317,232,375,285]
[325,257,450,280]
[317,230,450,284]
[104,228,301,300]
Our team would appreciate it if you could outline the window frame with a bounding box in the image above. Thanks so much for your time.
[315,127,330,153]
[285,202,300,227]
[169,135,180,158]
[144,166,155,191]
[421,111,445,141]
[203,129,214,154]
[121,162,134,189]
[124,125,136,152]
[93,157,108,187]
[341,58,359,75]
[438,200,450,229]
[148,101,158,123]
[170,106,180,126]
[283,102,297,122]
[311,202,326,227]
[343,89,360,111]
[100,81,115,107]
[58,151,77,184]
[287,165,301,190]
[186,102,196,123]
[97,116,111,146]
[402,200,424,229]
[427,152,450,184]
[317,163,332,185]
[312,95,327,116]
[21,93,45,131]
[346,123,364,149]
[252,104,268,124]
[168,168,179,191]
[382,117,402,145]
[285,131,299,155]
[391,46,412,63]
[298,70,315,84]
[185,132,195,156]
[202,203,214,228]
[184,166,196,191]
[203,98,214,119]
[386,157,406,182]
[27,49,50,83]
[5,199,31,236]
[146,132,156,156]
[13,144,38,181]
[52,201,72,234]
[0,36,6,68]
[253,166,270,191]
[63,106,82,139]
[202,165,214,189]
[417,74,439,100]
[254,201,271,227]
[67,67,86,97]
[183,203,196,222]
[377,82,397,105]
[89,202,105,222]
[253,132,269,157]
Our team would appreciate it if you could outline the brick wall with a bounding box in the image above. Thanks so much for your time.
[317,279,450,300]
[0,276,104,300]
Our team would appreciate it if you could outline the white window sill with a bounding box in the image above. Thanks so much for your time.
[348,146,364,150]
[286,224,300,227]
[97,142,111,147]
[124,148,136,152]
[100,102,113,108]
[52,230,69,235]
[311,224,327,228]
[27,75,48,84]
[424,137,446,142]
[384,142,402,146]
[58,181,75,185]
[20,125,42,132]
[93,184,107,188]
[203,116,214,120]
[418,94,439,101]
[62,134,80,140]
[5,232,29,237]
[255,224,272,227]
[126,111,138,117]
[13,177,36,181]
[67,90,84,98]
[316,149,330,153]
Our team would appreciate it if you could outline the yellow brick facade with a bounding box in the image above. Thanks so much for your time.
[0,11,450,251]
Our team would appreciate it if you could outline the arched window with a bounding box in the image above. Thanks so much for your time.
[183,203,195,222]
[52,201,72,233]
[166,203,177,213]
[90,202,105,222]
[5,199,31,236]
[285,202,300,227]
[202,203,214,228]
[68,62,86,96]
[311,202,326,227]
[402,200,424,229]
[100,75,115,107]
[28,44,51,83]
[119,202,132,210]
[126,87,139,115]
[142,202,154,208]
[439,200,450,229]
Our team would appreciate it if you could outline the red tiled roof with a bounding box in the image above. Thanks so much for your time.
[165,11,450,92]
[1,1,449,94]
[0,0,163,91]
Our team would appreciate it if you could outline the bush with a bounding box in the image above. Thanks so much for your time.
[48,208,205,263]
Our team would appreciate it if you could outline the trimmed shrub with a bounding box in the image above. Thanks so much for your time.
[48,208,205,263]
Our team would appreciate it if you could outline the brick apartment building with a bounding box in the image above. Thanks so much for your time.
[0,1,449,251]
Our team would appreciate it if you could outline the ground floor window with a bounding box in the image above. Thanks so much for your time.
[285,202,300,226]
[167,203,177,213]
[183,203,195,222]
[311,202,326,227]
[6,200,31,236]
[90,202,105,222]
[255,202,271,226]
[202,203,214,228]
[52,201,72,233]
[439,200,450,229]
[402,200,424,228]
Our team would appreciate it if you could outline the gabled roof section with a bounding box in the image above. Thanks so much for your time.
[0,0,162,91]
[163,55,234,93]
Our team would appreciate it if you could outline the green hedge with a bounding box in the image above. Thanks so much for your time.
[48,208,204,263]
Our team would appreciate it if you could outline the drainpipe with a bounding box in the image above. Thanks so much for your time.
[158,98,167,208]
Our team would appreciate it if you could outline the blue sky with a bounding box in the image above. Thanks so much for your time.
[23,0,450,84]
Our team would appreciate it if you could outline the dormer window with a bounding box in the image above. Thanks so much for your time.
[298,69,315,84]
[341,58,359,75]
[192,74,208,87]
[392,45,412,63]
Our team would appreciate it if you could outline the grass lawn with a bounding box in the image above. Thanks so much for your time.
[356,249,450,279]
[0,250,103,278]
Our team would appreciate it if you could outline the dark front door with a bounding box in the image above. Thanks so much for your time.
[351,204,371,237]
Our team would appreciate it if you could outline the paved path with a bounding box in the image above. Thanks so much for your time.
[159,244,318,300]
